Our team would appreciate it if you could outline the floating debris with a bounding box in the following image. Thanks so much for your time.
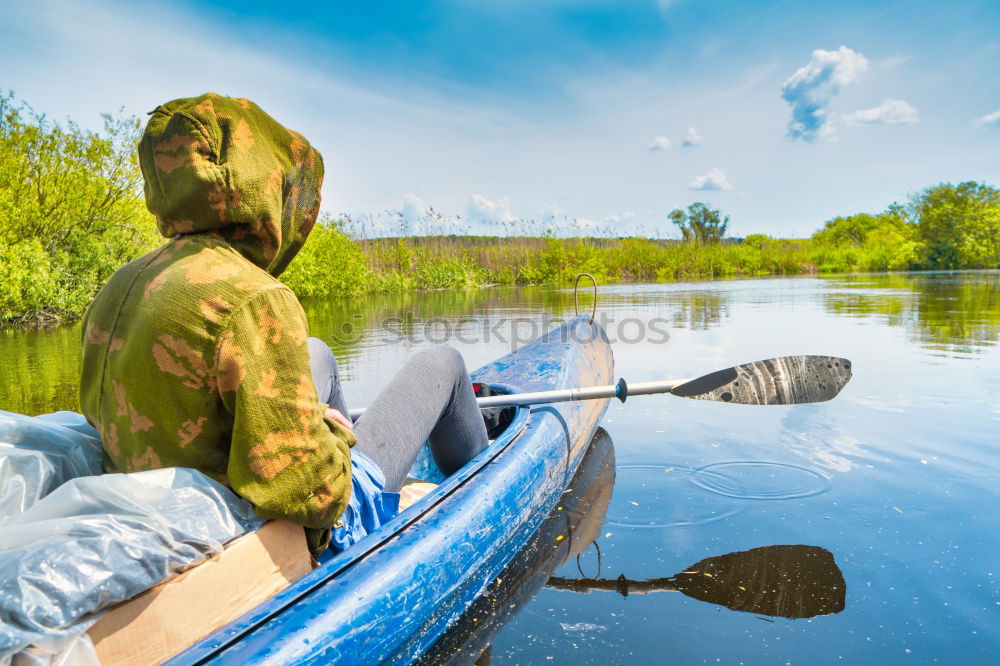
[560,622,607,633]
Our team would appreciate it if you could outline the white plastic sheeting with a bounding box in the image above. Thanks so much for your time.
[0,412,263,664]
[0,412,102,523]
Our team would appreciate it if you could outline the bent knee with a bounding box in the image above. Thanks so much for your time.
[308,337,332,360]
[308,337,339,378]
[415,345,466,373]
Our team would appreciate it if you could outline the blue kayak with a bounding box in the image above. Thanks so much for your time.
[169,315,614,665]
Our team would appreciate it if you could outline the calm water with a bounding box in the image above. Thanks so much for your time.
[2,271,998,663]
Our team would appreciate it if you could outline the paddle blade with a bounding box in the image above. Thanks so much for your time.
[671,355,852,405]
[671,544,846,619]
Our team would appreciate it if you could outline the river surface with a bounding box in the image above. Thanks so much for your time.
[1,271,998,664]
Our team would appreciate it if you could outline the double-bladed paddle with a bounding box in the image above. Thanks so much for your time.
[547,544,847,620]
[347,355,852,419]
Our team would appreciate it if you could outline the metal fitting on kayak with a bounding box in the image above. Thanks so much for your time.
[574,273,598,324]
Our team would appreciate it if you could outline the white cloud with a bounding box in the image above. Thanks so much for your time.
[843,99,919,125]
[539,203,565,226]
[781,46,869,141]
[400,193,431,235]
[395,193,467,235]
[974,108,1000,129]
[648,135,672,151]
[604,211,635,224]
[467,194,515,224]
[680,126,703,147]
[689,167,733,191]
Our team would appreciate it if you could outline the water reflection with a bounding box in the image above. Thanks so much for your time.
[0,323,82,415]
[821,271,999,356]
[425,428,846,664]
[663,290,730,331]
[3,272,996,416]
[600,287,731,331]
[547,544,846,620]
[419,428,617,665]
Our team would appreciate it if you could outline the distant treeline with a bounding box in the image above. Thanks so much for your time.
[2,92,998,327]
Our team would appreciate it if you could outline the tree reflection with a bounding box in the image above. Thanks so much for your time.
[667,290,730,331]
[0,323,82,415]
[822,271,999,354]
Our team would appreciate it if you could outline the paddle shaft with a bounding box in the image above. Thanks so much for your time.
[343,354,852,418]
[346,377,690,419]
[475,378,689,408]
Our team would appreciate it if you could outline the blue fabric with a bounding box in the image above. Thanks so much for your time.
[323,449,400,558]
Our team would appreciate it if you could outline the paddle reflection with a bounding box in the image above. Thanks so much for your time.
[423,428,846,664]
[547,543,846,620]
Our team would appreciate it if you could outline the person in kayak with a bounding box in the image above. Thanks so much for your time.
[80,93,488,556]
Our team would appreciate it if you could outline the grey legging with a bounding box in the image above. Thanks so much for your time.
[308,339,489,491]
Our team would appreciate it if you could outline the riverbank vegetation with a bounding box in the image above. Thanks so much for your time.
[282,183,999,298]
[2,93,998,327]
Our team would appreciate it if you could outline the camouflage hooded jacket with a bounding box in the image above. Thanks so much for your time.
[80,94,354,545]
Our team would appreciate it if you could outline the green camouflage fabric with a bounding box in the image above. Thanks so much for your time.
[80,94,353,551]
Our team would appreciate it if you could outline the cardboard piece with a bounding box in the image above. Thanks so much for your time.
[399,481,437,511]
[87,520,310,666]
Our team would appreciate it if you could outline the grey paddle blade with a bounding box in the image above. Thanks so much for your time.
[671,355,852,405]
[671,544,846,619]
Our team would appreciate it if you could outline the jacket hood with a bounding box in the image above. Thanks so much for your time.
[138,93,324,276]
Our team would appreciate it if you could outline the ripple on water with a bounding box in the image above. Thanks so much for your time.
[604,464,744,528]
[687,461,831,501]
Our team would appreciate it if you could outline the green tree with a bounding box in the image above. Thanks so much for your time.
[280,214,371,297]
[742,233,771,249]
[810,206,922,271]
[0,91,159,323]
[911,182,1000,269]
[669,202,729,244]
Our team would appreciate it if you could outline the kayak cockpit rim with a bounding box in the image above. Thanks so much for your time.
[171,384,529,664]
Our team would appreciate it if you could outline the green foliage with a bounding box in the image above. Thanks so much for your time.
[0,239,61,321]
[912,182,1000,269]
[669,202,729,244]
[280,214,370,298]
[742,234,771,249]
[811,209,922,272]
[809,183,1000,272]
[0,91,159,325]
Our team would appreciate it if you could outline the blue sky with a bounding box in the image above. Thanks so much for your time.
[2,0,999,237]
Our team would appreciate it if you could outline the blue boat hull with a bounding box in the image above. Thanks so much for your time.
[169,315,614,665]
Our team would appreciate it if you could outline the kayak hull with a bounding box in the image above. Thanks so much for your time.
[169,315,613,665]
